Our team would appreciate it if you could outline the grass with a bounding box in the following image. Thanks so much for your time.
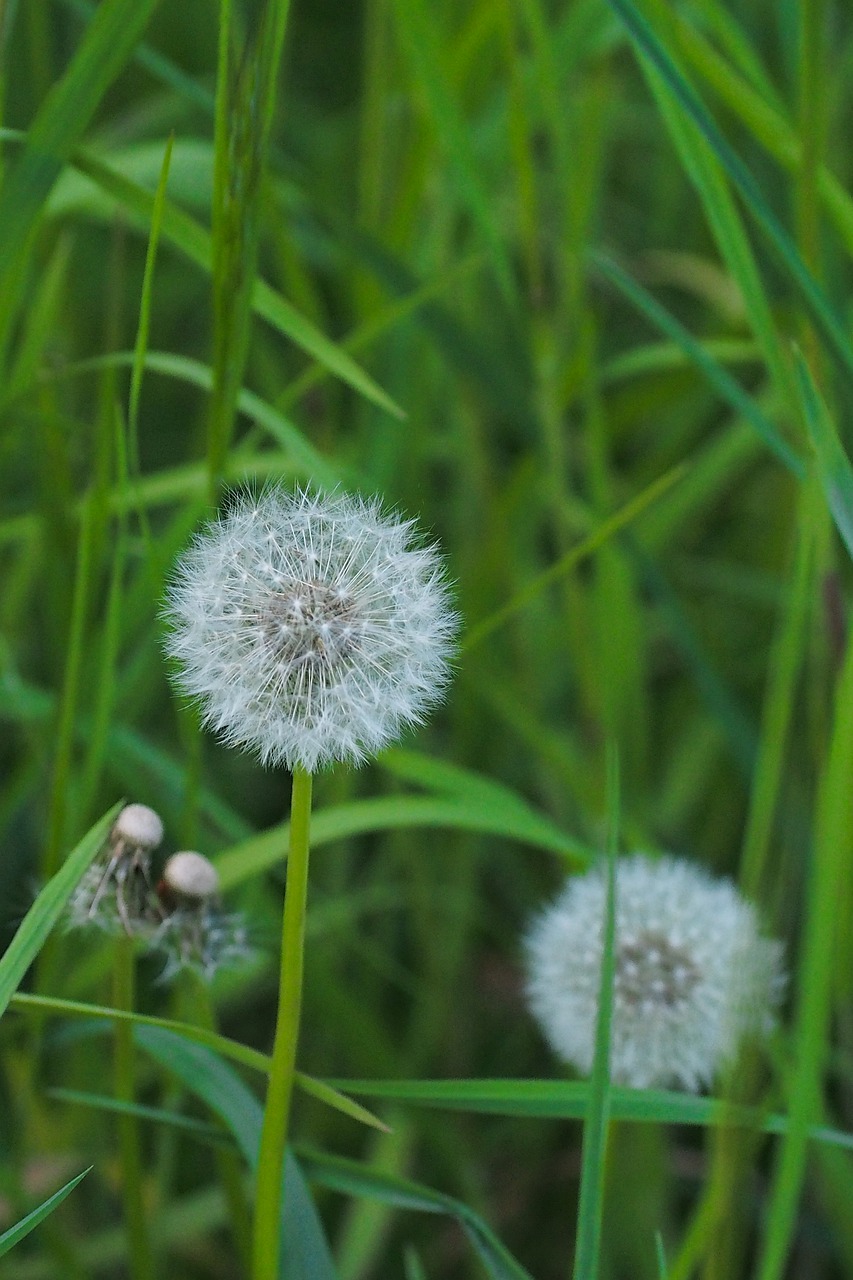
[1,0,853,1276]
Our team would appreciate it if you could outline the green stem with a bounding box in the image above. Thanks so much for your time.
[114,935,155,1280]
[252,767,313,1280]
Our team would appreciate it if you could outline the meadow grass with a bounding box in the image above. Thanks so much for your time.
[1,0,853,1276]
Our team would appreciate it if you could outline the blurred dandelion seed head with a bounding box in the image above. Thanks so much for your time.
[68,803,164,937]
[524,854,784,1092]
[163,487,458,772]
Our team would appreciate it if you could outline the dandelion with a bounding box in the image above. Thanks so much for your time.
[163,487,458,772]
[68,803,164,937]
[163,485,457,1280]
[154,852,249,982]
[524,854,784,1091]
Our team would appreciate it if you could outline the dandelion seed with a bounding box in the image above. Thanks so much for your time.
[524,854,784,1091]
[163,487,458,771]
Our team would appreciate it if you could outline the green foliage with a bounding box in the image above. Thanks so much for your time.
[3,0,853,1276]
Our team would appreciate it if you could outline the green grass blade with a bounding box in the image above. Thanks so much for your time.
[591,252,804,476]
[47,1089,232,1146]
[463,463,687,650]
[135,1027,339,1279]
[606,0,853,388]
[0,804,121,1018]
[33,140,404,420]
[0,1167,92,1258]
[390,0,514,299]
[0,0,161,352]
[322,1078,853,1151]
[573,750,619,1280]
[12,992,385,1132]
[756,631,853,1279]
[296,1147,534,1280]
[214,793,589,892]
[793,350,853,561]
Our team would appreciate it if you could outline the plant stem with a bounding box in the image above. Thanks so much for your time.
[114,934,155,1280]
[252,766,313,1280]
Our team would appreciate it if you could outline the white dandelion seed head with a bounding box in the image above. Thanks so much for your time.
[163,487,459,772]
[524,854,785,1092]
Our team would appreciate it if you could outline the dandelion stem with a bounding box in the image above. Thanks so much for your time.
[252,766,313,1280]
[114,934,155,1280]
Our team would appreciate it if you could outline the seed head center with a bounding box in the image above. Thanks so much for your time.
[615,928,699,1009]
[261,578,359,670]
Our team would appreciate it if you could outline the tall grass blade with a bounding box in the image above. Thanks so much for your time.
[606,0,853,388]
[0,804,120,1018]
[0,1168,92,1258]
[572,748,619,1279]
[0,0,161,353]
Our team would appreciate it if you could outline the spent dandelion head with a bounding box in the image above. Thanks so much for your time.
[68,802,164,937]
[154,851,250,982]
[163,487,458,772]
[524,853,784,1092]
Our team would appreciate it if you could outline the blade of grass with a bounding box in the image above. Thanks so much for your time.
[297,1146,534,1280]
[463,462,687,650]
[590,252,804,477]
[0,803,121,1018]
[0,1168,92,1258]
[214,793,590,891]
[0,0,162,357]
[136,1027,340,1280]
[794,349,853,562]
[606,0,853,390]
[12,992,386,1132]
[755,636,853,1278]
[573,747,619,1280]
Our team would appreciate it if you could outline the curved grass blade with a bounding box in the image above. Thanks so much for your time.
[214,793,589,892]
[135,1027,339,1280]
[11,992,386,1132]
[66,146,403,420]
[47,1088,232,1147]
[606,0,853,388]
[0,804,121,1018]
[296,1146,534,1280]
[0,1168,92,1258]
[591,252,804,477]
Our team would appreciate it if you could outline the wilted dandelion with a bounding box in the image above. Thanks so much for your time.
[154,851,250,982]
[163,487,458,772]
[69,803,164,937]
[524,854,784,1091]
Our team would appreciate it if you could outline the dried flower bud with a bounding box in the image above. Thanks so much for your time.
[161,851,220,903]
[111,803,164,852]
[68,802,164,937]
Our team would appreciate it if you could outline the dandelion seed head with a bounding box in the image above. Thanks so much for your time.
[524,854,784,1091]
[163,487,458,771]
